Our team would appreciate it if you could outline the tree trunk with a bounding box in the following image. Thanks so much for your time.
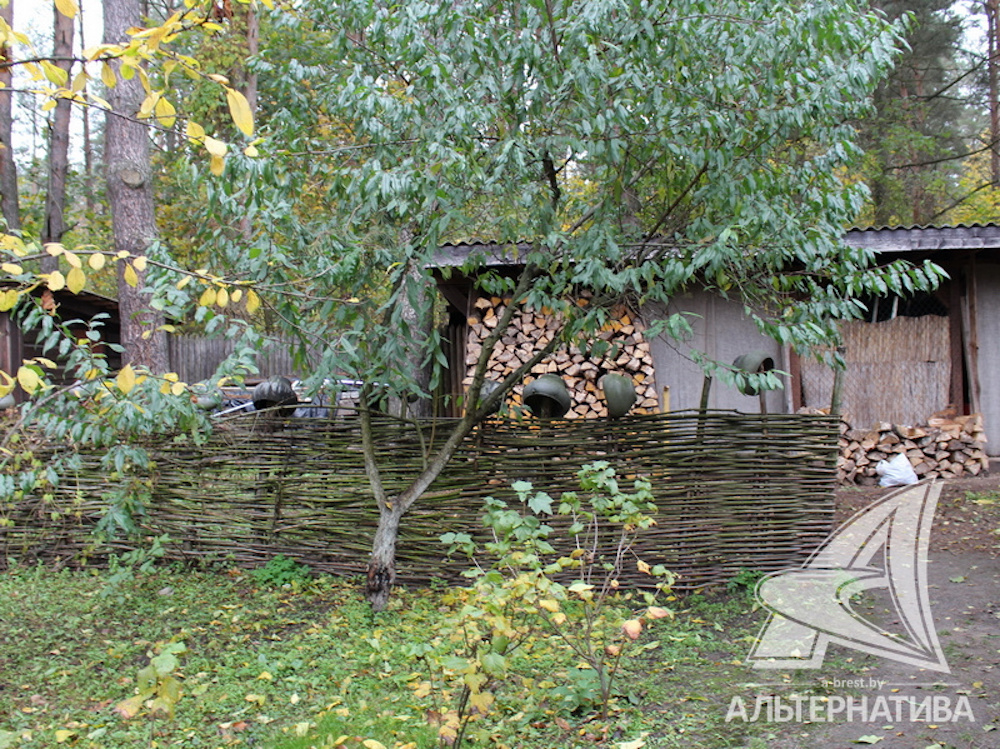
[360,265,546,610]
[78,1,96,216]
[0,0,19,233]
[989,0,1000,186]
[104,0,168,372]
[390,252,434,419]
[242,5,258,114]
[366,505,402,612]
[42,3,75,272]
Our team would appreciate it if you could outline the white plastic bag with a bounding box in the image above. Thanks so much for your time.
[875,452,919,487]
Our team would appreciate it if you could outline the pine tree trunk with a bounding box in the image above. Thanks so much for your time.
[78,1,96,216]
[42,3,75,272]
[104,0,168,372]
[989,0,1000,186]
[0,0,19,233]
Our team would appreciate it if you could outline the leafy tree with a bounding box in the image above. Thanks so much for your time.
[204,0,941,609]
[1,0,946,611]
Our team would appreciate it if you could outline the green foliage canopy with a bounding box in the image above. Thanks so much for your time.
[183,0,942,403]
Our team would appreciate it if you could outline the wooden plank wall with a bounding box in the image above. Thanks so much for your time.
[167,335,316,382]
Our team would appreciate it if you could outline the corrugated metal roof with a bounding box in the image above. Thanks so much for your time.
[843,223,1000,252]
[434,224,1000,267]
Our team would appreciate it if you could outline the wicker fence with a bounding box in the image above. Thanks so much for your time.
[1,411,838,591]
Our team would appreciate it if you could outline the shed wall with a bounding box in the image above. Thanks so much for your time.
[800,315,952,429]
[973,262,1000,454]
[641,293,788,413]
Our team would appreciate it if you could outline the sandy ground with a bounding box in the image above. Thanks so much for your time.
[761,474,1000,749]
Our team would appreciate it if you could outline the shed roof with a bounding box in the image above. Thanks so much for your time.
[432,224,1000,271]
[843,223,1000,253]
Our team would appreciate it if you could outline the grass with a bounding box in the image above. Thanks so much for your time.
[0,560,786,749]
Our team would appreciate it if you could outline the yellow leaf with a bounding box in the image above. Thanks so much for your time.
[538,599,560,613]
[64,251,82,268]
[88,253,107,271]
[54,0,79,19]
[362,740,388,749]
[66,266,86,294]
[132,255,148,272]
[2,262,23,275]
[176,275,192,290]
[646,606,672,620]
[123,263,139,288]
[413,681,432,698]
[0,234,26,256]
[186,120,205,141]
[243,143,259,157]
[216,287,229,308]
[245,289,261,315]
[209,154,225,176]
[199,287,217,307]
[155,96,177,128]
[45,242,65,257]
[138,93,157,119]
[171,381,186,396]
[117,365,136,394]
[116,250,130,259]
[207,73,230,85]
[257,671,273,681]
[617,739,646,749]
[468,690,494,715]
[622,619,642,641]
[0,289,17,311]
[16,366,42,394]
[40,59,69,87]
[114,694,144,719]
[70,69,88,93]
[637,559,651,575]
[203,135,227,158]
[101,62,117,89]
[225,87,254,136]
[46,271,66,292]
[0,370,14,398]
[230,288,243,303]
[54,729,77,743]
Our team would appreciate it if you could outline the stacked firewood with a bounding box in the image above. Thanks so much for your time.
[835,409,989,484]
[463,294,660,417]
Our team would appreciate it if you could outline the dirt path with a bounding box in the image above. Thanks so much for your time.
[760,476,1000,749]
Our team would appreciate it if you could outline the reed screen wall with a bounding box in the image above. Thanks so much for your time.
[1,411,838,591]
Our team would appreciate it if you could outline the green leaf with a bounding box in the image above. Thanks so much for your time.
[528,491,553,515]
